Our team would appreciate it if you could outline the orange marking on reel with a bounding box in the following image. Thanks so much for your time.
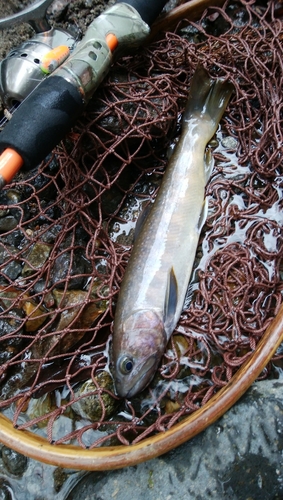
[105,33,118,52]
[40,45,70,74]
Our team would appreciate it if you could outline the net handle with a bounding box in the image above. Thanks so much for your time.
[0,303,282,470]
[148,0,225,41]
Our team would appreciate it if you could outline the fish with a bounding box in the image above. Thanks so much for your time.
[111,67,234,398]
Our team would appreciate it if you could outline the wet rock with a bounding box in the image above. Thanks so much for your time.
[92,70,171,139]
[0,245,22,280]
[0,307,24,347]
[164,400,181,413]
[1,447,28,476]
[178,24,207,44]
[33,278,50,294]
[40,224,62,244]
[0,479,13,500]
[71,371,118,421]
[68,379,283,500]
[22,299,47,332]
[226,2,250,27]
[4,229,25,248]
[23,172,60,202]
[53,467,68,493]
[221,135,238,149]
[5,190,21,205]
[50,252,91,289]
[52,287,108,351]
[26,394,55,428]
[0,216,18,232]
[36,202,63,226]
[22,242,52,277]
[0,347,18,365]
[0,208,8,217]
[100,184,125,216]
[0,246,14,266]
[0,190,22,231]
[2,260,22,280]
[0,360,39,400]
[0,189,21,207]
[202,12,231,36]
[222,453,280,499]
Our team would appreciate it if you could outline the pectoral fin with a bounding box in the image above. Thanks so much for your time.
[164,267,178,332]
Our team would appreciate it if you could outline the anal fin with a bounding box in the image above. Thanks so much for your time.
[204,146,214,183]
[164,267,178,332]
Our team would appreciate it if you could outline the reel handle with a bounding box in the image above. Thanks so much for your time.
[0,0,54,33]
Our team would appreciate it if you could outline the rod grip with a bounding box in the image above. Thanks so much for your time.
[0,76,84,169]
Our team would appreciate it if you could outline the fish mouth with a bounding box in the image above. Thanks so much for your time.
[116,354,158,399]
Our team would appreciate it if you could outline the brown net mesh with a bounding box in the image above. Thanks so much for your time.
[0,0,282,448]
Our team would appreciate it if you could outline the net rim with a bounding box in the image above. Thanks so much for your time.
[0,0,282,470]
[0,304,282,470]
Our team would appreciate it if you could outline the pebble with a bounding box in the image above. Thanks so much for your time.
[5,190,21,204]
[2,229,24,248]
[51,252,91,289]
[72,371,118,421]
[0,216,18,232]
[0,308,24,345]
[1,447,28,476]
[221,135,238,149]
[0,479,12,500]
[2,261,22,280]
[22,242,52,277]
[40,225,62,244]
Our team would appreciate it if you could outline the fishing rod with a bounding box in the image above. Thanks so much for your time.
[0,0,226,188]
[0,0,168,188]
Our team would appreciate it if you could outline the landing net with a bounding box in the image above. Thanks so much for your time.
[0,0,282,448]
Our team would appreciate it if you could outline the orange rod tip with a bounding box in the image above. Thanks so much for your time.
[105,33,118,52]
[0,148,24,186]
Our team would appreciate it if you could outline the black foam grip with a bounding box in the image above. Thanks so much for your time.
[116,0,168,26]
[0,76,84,169]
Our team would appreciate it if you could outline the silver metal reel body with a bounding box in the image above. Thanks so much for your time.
[0,28,77,108]
[0,2,150,110]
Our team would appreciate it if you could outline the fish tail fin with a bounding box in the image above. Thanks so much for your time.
[183,66,234,139]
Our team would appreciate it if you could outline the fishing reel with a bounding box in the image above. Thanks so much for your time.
[0,0,151,111]
[0,0,78,109]
[0,0,158,184]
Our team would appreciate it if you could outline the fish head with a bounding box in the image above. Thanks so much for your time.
[112,309,167,398]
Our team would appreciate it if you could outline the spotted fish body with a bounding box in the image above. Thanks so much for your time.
[112,67,233,398]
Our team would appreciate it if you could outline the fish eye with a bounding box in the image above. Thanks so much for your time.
[119,356,134,375]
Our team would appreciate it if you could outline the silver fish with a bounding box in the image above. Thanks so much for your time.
[111,67,233,398]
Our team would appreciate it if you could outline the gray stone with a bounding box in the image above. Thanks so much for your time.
[0,379,282,499]
[32,379,283,499]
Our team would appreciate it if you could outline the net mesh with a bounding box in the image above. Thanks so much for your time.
[0,0,282,448]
